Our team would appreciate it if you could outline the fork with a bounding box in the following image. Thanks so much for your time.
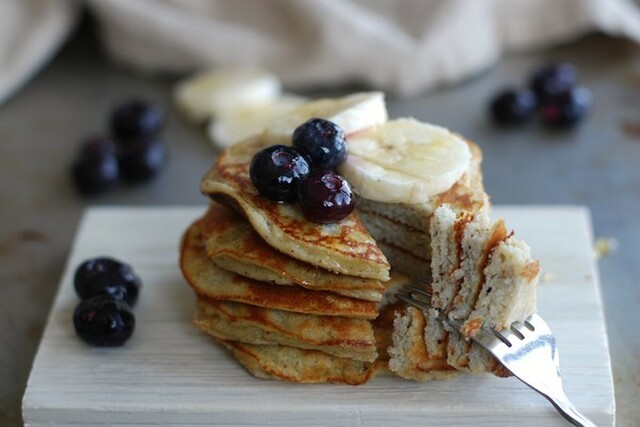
[396,285,596,427]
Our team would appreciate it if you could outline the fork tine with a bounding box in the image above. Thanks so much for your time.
[396,293,431,312]
[491,330,514,347]
[509,322,526,339]
[527,314,554,335]
[403,285,432,299]
[397,292,465,331]
[493,328,526,347]
[522,319,536,331]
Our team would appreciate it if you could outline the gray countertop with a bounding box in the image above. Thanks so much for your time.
[1,26,638,426]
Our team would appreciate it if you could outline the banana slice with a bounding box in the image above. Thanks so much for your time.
[338,118,471,203]
[208,95,308,150]
[262,92,388,145]
[174,69,281,122]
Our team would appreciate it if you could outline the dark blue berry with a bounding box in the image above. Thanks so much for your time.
[73,295,135,347]
[250,145,310,202]
[489,88,537,127]
[298,170,354,223]
[71,136,119,195]
[530,63,577,101]
[292,118,348,169]
[74,257,141,307]
[111,99,165,141]
[540,86,592,128]
[118,138,167,183]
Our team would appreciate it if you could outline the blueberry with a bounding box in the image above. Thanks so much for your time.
[250,145,310,202]
[110,99,165,141]
[73,295,135,346]
[530,63,577,101]
[74,257,141,307]
[298,170,355,223]
[489,88,537,127]
[540,87,592,128]
[292,118,348,169]
[71,136,119,195]
[540,86,592,128]
[118,138,167,183]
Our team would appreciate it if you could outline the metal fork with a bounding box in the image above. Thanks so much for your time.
[396,285,596,427]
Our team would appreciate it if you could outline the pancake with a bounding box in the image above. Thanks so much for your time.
[463,236,539,336]
[200,136,390,281]
[180,221,379,318]
[447,215,506,323]
[219,340,379,385]
[198,202,385,302]
[183,111,538,384]
[376,242,431,284]
[370,302,400,368]
[429,205,537,375]
[388,306,459,381]
[194,298,378,362]
[356,141,488,281]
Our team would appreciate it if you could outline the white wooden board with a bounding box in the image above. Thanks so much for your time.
[22,206,615,426]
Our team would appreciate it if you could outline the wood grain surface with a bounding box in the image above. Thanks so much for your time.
[22,206,614,426]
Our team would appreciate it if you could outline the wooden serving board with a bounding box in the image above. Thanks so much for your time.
[23,206,614,426]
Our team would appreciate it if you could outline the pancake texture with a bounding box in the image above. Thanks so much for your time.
[388,306,459,381]
[200,136,390,281]
[220,340,379,385]
[194,298,378,362]
[180,222,379,318]
[198,203,385,302]
[356,141,488,281]
[429,205,538,375]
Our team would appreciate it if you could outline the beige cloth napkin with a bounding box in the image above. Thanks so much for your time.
[0,0,77,105]
[2,0,640,104]
[85,0,640,96]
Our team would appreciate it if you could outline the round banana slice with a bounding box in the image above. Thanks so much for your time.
[208,95,308,150]
[174,69,281,122]
[262,92,388,145]
[338,118,471,203]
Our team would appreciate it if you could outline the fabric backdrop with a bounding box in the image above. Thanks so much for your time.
[2,0,640,105]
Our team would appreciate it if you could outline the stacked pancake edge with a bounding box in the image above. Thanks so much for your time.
[180,111,539,385]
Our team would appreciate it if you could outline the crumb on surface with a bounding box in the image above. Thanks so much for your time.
[541,272,556,284]
[593,237,618,260]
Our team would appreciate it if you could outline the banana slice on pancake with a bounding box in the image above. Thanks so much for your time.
[208,95,308,150]
[262,92,388,145]
[174,69,281,122]
[338,118,472,204]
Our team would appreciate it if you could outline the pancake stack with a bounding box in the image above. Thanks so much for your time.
[181,136,401,384]
[179,92,540,385]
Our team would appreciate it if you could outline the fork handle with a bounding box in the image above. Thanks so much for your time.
[546,392,597,427]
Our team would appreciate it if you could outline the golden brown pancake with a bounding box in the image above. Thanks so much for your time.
[370,302,399,368]
[194,298,378,362]
[388,306,459,381]
[198,203,385,302]
[200,136,390,281]
[219,340,380,385]
[355,141,488,281]
[428,205,535,377]
[180,221,379,318]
